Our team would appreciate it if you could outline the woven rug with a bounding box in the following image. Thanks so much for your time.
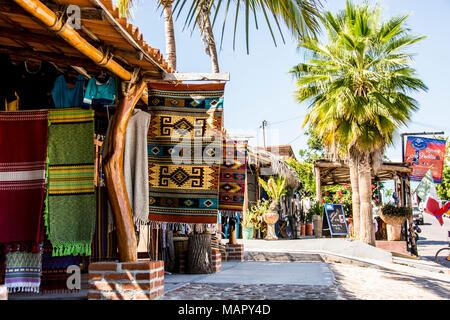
[88,186,118,263]
[219,140,247,213]
[41,241,80,293]
[0,110,48,252]
[46,108,96,256]
[147,83,225,225]
[4,244,43,293]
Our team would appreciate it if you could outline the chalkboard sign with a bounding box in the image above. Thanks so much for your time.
[322,204,349,236]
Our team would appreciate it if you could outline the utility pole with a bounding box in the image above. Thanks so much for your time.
[400,131,445,257]
[262,120,267,150]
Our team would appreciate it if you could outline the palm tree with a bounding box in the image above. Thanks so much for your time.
[117,0,177,70]
[258,176,287,212]
[290,0,427,245]
[117,0,323,72]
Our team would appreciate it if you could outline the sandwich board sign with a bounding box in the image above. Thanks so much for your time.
[322,204,349,236]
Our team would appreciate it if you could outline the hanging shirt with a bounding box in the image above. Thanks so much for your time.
[51,74,85,108]
[16,61,58,110]
[83,77,116,106]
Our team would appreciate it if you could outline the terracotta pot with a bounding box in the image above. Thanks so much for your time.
[301,224,306,236]
[305,223,313,236]
[263,211,279,240]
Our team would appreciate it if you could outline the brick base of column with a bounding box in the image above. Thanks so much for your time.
[0,285,7,300]
[376,240,409,255]
[225,243,244,261]
[88,260,164,300]
[211,249,222,272]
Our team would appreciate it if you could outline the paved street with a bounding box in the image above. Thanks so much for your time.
[416,211,450,267]
[162,260,450,300]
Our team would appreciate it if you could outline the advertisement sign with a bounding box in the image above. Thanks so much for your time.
[405,137,446,183]
[322,204,349,236]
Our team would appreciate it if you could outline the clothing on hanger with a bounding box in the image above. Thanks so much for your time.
[16,60,58,110]
[0,54,19,110]
[83,76,117,106]
[51,74,85,108]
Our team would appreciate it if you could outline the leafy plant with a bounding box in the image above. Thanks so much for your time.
[306,201,323,222]
[381,204,412,217]
[244,200,270,231]
[258,176,287,211]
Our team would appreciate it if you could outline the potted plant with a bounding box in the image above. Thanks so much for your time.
[243,200,270,239]
[380,204,412,241]
[305,201,322,236]
[258,176,287,240]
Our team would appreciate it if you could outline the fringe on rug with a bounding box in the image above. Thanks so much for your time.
[7,284,40,293]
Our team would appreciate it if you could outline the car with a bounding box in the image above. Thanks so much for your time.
[413,207,424,225]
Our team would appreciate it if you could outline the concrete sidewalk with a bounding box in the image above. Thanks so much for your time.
[234,238,450,279]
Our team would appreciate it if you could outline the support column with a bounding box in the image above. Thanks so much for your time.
[314,166,322,203]
[104,81,147,262]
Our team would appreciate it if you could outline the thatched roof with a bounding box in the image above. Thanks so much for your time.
[314,159,412,186]
[247,146,300,189]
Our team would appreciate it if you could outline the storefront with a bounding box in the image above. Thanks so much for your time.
[0,0,233,300]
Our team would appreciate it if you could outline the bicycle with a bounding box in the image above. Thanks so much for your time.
[434,231,450,267]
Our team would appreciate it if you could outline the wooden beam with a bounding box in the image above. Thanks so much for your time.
[104,80,147,262]
[88,0,166,73]
[160,72,230,82]
[12,0,132,81]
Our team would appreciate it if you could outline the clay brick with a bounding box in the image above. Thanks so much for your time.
[157,288,164,296]
[120,282,152,291]
[104,272,134,281]
[88,273,104,281]
[89,262,117,272]
[157,269,164,277]
[134,293,152,300]
[87,292,102,300]
[121,261,152,270]
[135,272,152,281]
[89,282,116,291]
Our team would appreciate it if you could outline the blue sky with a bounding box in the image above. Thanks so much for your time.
[118,0,450,162]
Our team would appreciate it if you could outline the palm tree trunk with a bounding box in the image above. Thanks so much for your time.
[197,0,220,73]
[358,153,375,246]
[163,1,176,70]
[348,154,360,239]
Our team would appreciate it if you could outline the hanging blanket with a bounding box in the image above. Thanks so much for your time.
[147,83,225,224]
[89,186,118,263]
[41,241,80,293]
[0,110,48,252]
[46,108,96,256]
[4,244,43,293]
[219,140,247,213]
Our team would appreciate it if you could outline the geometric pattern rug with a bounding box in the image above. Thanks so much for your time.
[147,83,225,224]
[219,139,247,213]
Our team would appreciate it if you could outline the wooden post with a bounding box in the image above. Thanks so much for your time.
[314,166,322,204]
[104,81,147,262]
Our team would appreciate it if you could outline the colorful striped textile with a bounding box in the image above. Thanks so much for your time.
[4,244,43,293]
[219,140,247,213]
[46,108,96,256]
[89,186,118,262]
[147,83,225,224]
[0,110,48,253]
[41,241,80,293]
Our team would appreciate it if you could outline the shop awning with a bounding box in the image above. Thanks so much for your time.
[0,0,173,80]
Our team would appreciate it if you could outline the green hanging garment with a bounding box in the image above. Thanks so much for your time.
[46,108,96,256]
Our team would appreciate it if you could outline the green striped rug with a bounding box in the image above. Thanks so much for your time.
[46,108,96,257]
